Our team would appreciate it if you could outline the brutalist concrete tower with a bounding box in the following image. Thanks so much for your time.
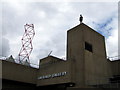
[67,23,110,87]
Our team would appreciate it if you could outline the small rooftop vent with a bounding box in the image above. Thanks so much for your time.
[6,55,15,63]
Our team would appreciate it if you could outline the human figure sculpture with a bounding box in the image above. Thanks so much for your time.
[79,14,83,23]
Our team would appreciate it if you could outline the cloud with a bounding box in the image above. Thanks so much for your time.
[106,29,118,59]
[1,1,118,67]
[90,11,118,37]
[0,37,10,57]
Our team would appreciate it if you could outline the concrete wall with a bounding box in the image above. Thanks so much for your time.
[83,25,110,85]
[67,24,85,87]
[37,56,71,86]
[67,23,112,87]
[110,60,120,76]
[2,60,38,84]
[2,79,36,90]
[0,59,2,89]
[0,60,2,79]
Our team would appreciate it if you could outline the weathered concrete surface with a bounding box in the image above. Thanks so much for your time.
[2,60,38,84]
[37,56,71,86]
[67,23,116,87]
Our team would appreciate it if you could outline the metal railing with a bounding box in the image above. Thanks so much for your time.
[0,55,39,68]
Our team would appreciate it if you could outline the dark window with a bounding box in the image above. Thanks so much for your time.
[85,42,93,52]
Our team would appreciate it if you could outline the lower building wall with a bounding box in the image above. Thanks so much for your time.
[2,79,36,90]
[0,60,2,90]
[1,58,120,89]
[37,56,71,86]
[2,79,72,90]
[2,60,38,84]
[110,60,120,75]
[85,51,112,85]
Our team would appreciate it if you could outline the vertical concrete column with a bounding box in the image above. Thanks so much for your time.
[67,24,85,87]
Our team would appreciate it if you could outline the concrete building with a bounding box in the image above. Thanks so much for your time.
[67,23,109,87]
[1,23,120,90]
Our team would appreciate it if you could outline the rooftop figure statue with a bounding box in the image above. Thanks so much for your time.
[79,14,83,24]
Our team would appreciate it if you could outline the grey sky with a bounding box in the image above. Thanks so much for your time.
[1,1,119,67]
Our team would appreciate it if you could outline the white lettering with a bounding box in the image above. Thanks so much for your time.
[38,71,67,80]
